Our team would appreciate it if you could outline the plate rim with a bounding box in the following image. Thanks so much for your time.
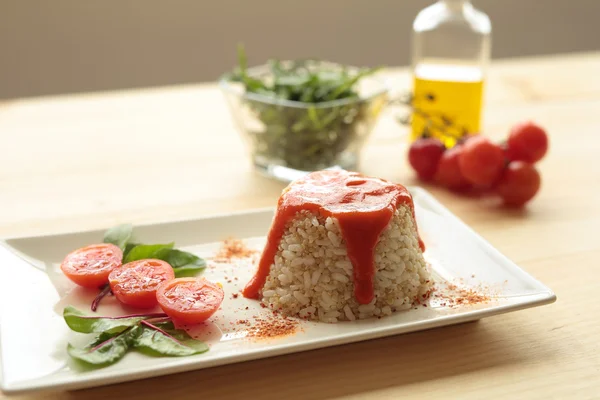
[0,187,557,394]
[1,291,555,394]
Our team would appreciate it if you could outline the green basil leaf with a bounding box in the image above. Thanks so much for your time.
[160,249,206,277]
[123,243,174,263]
[160,249,199,268]
[67,326,139,367]
[123,242,139,260]
[133,326,209,357]
[326,67,380,101]
[103,224,133,251]
[173,264,206,278]
[63,306,146,334]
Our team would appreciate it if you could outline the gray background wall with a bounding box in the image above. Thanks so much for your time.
[1,0,599,99]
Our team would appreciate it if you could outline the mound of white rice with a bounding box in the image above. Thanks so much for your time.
[260,205,432,322]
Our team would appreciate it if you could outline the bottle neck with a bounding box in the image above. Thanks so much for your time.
[441,0,472,11]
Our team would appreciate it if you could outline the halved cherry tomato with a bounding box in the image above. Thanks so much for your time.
[109,259,175,309]
[60,243,123,288]
[156,278,224,324]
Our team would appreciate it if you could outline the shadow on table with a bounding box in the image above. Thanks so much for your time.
[47,318,553,400]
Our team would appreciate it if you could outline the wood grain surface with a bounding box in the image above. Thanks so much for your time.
[1,52,599,399]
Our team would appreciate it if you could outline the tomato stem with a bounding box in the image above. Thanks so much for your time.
[91,284,112,312]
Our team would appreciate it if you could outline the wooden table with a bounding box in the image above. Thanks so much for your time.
[1,52,599,399]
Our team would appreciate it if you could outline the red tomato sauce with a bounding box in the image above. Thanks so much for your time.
[243,170,424,305]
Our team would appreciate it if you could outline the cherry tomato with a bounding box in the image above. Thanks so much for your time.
[506,122,548,163]
[435,145,471,191]
[496,161,541,206]
[156,278,224,324]
[60,244,123,289]
[457,133,479,145]
[109,259,175,309]
[459,136,506,186]
[408,138,445,181]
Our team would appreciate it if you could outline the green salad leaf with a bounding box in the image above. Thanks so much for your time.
[103,224,133,251]
[171,263,206,278]
[123,242,139,260]
[133,324,209,357]
[67,326,139,367]
[63,306,164,334]
[224,45,384,171]
[230,45,380,104]
[64,310,209,368]
[122,243,206,277]
[160,249,207,278]
[123,243,174,263]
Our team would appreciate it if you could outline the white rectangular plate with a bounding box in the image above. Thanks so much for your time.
[0,188,555,394]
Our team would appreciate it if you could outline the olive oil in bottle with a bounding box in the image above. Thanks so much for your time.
[411,0,491,147]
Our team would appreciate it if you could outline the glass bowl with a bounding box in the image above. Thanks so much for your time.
[220,61,389,181]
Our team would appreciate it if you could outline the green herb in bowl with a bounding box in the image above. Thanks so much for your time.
[220,46,388,180]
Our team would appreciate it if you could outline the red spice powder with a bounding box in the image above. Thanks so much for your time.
[246,315,299,339]
[214,238,257,262]
[432,282,492,307]
[412,287,434,305]
[227,311,300,340]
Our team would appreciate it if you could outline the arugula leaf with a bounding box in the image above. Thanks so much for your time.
[103,224,133,251]
[123,243,174,263]
[224,46,384,172]
[326,67,381,101]
[134,325,208,357]
[67,326,139,367]
[235,44,267,93]
[160,249,206,277]
[63,306,163,334]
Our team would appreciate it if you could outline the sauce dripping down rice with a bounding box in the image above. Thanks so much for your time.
[244,170,425,306]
